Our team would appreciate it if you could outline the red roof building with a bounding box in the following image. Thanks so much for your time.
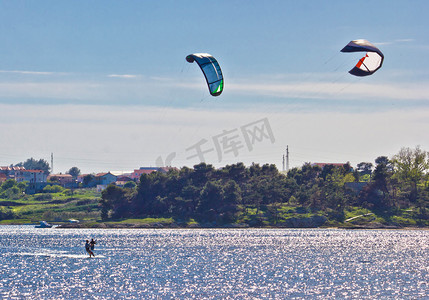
[0,173,7,184]
[48,174,74,185]
[130,168,160,181]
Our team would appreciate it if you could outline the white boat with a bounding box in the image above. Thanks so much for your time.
[35,221,53,228]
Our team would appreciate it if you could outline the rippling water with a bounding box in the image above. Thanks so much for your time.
[0,226,428,299]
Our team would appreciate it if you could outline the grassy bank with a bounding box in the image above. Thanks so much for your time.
[1,188,428,228]
[0,188,101,224]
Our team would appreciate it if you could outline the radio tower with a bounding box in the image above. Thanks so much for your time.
[51,153,54,174]
[286,146,290,172]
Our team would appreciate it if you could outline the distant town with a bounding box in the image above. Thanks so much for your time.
[0,165,176,194]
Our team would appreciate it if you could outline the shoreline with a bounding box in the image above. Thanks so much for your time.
[54,222,429,230]
[1,223,428,230]
[2,219,428,230]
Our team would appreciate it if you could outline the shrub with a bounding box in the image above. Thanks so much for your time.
[391,216,417,226]
[34,194,53,201]
[43,185,64,193]
[76,199,92,206]
[0,207,16,220]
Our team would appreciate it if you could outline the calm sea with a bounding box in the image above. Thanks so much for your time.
[0,226,428,299]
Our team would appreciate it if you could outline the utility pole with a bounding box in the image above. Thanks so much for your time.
[51,153,54,174]
[286,146,289,172]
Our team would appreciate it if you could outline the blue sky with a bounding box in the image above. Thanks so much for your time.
[1,1,428,174]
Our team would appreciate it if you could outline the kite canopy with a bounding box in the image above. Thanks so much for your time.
[186,53,224,96]
[341,40,384,76]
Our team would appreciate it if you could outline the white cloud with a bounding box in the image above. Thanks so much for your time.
[149,76,176,81]
[0,70,428,109]
[107,74,138,78]
[375,39,415,46]
[0,70,55,75]
[394,39,415,43]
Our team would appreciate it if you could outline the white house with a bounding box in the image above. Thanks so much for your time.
[15,169,47,183]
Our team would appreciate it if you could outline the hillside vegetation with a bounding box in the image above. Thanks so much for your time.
[1,146,429,228]
[97,156,428,228]
[0,182,100,224]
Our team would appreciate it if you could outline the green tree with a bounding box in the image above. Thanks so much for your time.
[1,179,16,191]
[221,163,248,183]
[15,158,50,175]
[356,162,373,182]
[319,164,336,180]
[223,180,242,206]
[287,164,321,206]
[198,180,224,217]
[179,184,200,215]
[43,185,64,193]
[322,168,352,220]
[101,185,132,219]
[221,180,242,222]
[373,156,393,196]
[124,181,137,189]
[191,163,215,187]
[67,167,81,179]
[392,146,429,203]
[360,156,394,209]
[0,179,27,199]
[133,172,170,216]
[357,162,373,175]
[82,174,96,187]
[0,207,16,220]
[17,181,28,190]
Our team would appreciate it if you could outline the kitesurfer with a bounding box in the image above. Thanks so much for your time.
[85,240,95,257]
[90,239,96,251]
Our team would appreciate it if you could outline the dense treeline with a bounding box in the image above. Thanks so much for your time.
[101,146,429,226]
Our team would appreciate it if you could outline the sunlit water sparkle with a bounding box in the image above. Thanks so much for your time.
[0,226,428,299]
